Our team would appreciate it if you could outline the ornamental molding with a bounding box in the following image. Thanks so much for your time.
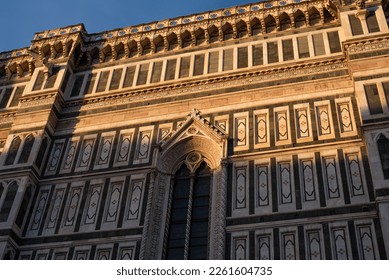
[0,113,16,124]
[62,58,347,113]
[19,92,57,108]
[344,35,389,55]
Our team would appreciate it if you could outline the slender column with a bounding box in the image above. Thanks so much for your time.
[139,169,156,259]
[214,160,228,259]
[183,174,195,260]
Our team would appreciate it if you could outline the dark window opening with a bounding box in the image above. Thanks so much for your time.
[166,161,211,260]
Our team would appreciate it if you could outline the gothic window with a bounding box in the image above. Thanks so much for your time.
[222,23,233,40]
[141,38,151,55]
[18,134,35,164]
[309,10,321,26]
[167,33,178,50]
[128,40,138,58]
[115,43,126,60]
[102,45,113,63]
[279,14,291,31]
[154,36,165,53]
[195,28,206,46]
[4,136,21,165]
[265,16,277,33]
[250,18,262,35]
[236,21,248,38]
[166,161,211,260]
[90,47,100,65]
[378,135,389,179]
[0,181,18,222]
[181,31,192,48]
[324,9,334,23]
[208,26,219,43]
[295,11,306,28]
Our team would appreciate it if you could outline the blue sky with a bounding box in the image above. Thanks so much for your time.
[1,0,258,52]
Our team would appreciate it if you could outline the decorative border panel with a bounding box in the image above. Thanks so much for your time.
[113,128,135,167]
[59,137,80,174]
[232,162,249,216]
[253,109,270,149]
[294,103,313,143]
[94,132,116,170]
[45,139,66,176]
[75,134,97,172]
[335,97,357,137]
[274,106,291,146]
[254,160,272,214]
[133,126,154,165]
[314,101,335,140]
[233,112,249,151]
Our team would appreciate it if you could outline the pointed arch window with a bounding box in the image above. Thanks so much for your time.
[4,136,21,165]
[18,134,35,164]
[166,161,211,260]
[378,135,389,179]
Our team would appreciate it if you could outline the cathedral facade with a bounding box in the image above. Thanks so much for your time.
[1,0,389,260]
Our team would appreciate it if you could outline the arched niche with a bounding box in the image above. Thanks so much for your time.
[140,110,228,260]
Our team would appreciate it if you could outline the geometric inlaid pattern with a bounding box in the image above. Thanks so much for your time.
[78,139,95,168]
[282,233,296,260]
[296,107,310,138]
[337,102,353,133]
[47,188,65,229]
[255,113,268,144]
[357,225,376,260]
[116,133,133,163]
[234,237,247,260]
[306,230,323,260]
[64,186,83,227]
[62,139,79,171]
[127,180,144,221]
[235,167,247,209]
[46,142,64,173]
[236,117,247,146]
[97,136,114,165]
[332,228,349,260]
[84,184,103,225]
[137,130,152,160]
[105,181,123,223]
[279,162,292,204]
[300,159,316,202]
[120,247,135,260]
[276,111,289,141]
[323,157,340,199]
[346,154,364,197]
[258,235,271,260]
[316,105,332,135]
[257,165,269,207]
[31,190,49,230]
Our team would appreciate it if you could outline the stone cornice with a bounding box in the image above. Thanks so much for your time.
[344,34,389,55]
[61,57,347,114]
